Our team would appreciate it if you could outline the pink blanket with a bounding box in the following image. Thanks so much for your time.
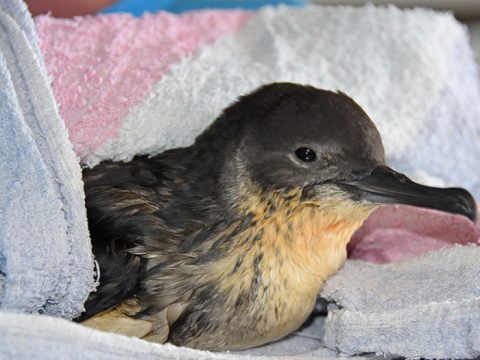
[349,205,480,263]
[36,11,252,160]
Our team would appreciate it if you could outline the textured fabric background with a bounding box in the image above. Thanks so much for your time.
[37,6,480,199]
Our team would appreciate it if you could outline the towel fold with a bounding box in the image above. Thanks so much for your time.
[348,204,480,263]
[321,245,480,359]
[0,0,93,318]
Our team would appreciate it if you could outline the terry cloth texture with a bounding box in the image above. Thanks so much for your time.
[321,245,480,359]
[0,0,94,318]
[348,204,480,264]
[35,10,253,162]
[36,5,480,200]
[0,311,376,360]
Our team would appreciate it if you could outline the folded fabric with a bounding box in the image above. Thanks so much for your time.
[0,311,356,360]
[321,244,480,359]
[36,9,253,165]
[0,0,93,318]
[348,204,480,263]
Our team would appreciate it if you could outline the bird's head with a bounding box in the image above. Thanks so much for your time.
[195,83,477,226]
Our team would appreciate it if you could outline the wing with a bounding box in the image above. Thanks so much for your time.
[80,156,180,319]
[79,151,230,345]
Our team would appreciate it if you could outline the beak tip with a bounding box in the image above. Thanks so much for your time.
[455,188,478,223]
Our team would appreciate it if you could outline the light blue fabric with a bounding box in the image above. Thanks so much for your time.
[321,245,480,359]
[0,0,94,318]
[101,0,306,16]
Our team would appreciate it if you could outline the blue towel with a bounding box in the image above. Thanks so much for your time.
[101,0,306,16]
[0,0,94,318]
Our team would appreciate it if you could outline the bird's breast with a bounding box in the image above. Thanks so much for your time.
[206,193,374,349]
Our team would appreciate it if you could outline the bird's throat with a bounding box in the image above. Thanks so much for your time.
[233,189,375,287]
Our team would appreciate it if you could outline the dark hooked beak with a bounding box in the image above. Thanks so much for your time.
[340,166,477,222]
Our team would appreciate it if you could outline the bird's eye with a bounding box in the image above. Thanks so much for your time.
[295,147,317,162]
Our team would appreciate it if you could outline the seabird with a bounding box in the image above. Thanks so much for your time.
[80,83,476,351]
